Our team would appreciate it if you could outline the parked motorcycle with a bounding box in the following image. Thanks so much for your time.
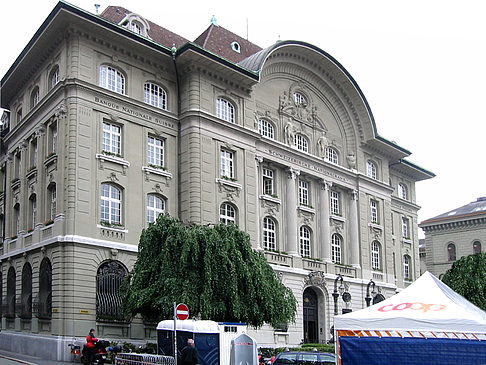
[80,339,110,365]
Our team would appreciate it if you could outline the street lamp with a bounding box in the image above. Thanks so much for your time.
[333,274,344,315]
[365,279,376,307]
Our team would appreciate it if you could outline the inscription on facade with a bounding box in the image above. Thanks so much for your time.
[94,97,175,129]
[267,149,349,183]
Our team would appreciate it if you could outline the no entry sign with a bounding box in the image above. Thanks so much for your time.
[176,303,189,320]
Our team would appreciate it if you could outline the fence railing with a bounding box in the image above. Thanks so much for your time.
[115,353,175,365]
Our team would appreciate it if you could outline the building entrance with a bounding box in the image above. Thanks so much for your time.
[303,287,318,343]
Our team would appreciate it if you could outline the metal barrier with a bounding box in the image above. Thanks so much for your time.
[115,353,175,365]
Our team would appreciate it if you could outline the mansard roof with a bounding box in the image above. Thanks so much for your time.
[420,197,486,226]
[100,6,189,49]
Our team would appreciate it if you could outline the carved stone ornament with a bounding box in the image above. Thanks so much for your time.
[154,183,163,195]
[55,104,67,119]
[217,181,241,199]
[331,220,344,234]
[298,209,314,224]
[304,271,327,289]
[370,225,382,239]
[261,199,280,214]
[109,172,119,182]
[346,153,356,169]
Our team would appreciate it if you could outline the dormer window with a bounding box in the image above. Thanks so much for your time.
[119,13,150,38]
[231,41,241,53]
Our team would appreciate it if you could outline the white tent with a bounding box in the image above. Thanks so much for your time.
[334,272,486,365]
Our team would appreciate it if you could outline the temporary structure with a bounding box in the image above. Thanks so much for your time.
[334,271,486,365]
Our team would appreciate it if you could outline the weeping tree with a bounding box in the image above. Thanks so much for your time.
[122,214,297,328]
[441,252,486,311]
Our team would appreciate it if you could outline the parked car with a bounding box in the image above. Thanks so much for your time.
[273,351,336,365]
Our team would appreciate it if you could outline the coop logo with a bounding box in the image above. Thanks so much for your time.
[378,302,446,313]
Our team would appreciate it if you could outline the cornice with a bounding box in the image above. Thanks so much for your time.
[420,217,486,232]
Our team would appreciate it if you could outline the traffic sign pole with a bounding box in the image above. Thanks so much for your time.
[173,302,177,365]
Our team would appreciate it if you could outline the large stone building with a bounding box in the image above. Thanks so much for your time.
[419,197,486,277]
[0,2,434,360]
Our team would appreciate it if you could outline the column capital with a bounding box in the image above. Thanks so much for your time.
[255,155,264,165]
[320,179,332,190]
[287,167,300,180]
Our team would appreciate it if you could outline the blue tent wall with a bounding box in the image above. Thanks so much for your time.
[339,336,486,365]
[157,329,220,365]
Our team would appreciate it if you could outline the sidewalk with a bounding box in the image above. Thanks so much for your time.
[0,349,72,365]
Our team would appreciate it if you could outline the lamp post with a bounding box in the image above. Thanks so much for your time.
[333,274,344,315]
[365,279,376,307]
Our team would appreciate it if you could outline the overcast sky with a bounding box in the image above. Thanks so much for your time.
[2,0,485,237]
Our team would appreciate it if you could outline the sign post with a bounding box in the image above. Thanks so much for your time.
[173,303,189,365]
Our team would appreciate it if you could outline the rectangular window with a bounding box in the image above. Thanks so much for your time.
[402,217,409,238]
[220,149,234,179]
[48,122,57,154]
[370,200,378,224]
[14,152,21,178]
[50,187,57,220]
[299,180,309,206]
[262,168,274,196]
[147,136,164,167]
[102,122,121,155]
[30,138,38,168]
[330,190,340,215]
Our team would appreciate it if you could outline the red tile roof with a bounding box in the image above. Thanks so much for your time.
[194,24,262,63]
[100,6,262,63]
[100,6,189,49]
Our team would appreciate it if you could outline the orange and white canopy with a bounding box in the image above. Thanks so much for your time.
[334,271,486,334]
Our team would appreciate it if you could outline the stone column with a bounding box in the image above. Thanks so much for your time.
[349,189,361,268]
[319,180,332,263]
[255,155,263,250]
[286,167,300,256]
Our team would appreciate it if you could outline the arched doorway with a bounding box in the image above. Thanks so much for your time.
[303,287,318,343]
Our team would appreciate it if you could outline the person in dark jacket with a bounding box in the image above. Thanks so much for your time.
[86,328,98,365]
[180,338,199,365]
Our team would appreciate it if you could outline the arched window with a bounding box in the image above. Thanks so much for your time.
[216,98,235,123]
[331,234,342,264]
[294,134,309,152]
[293,92,306,105]
[367,161,377,179]
[48,183,56,221]
[398,183,407,200]
[263,217,276,251]
[100,184,122,225]
[130,21,143,34]
[29,194,37,230]
[447,243,456,261]
[473,241,481,254]
[99,65,125,94]
[258,119,275,139]
[371,241,381,270]
[31,87,40,108]
[220,203,236,225]
[403,255,411,280]
[7,267,16,319]
[299,226,311,257]
[96,260,128,322]
[21,263,32,319]
[38,258,52,319]
[325,147,339,164]
[144,82,167,110]
[49,66,60,89]
[147,194,165,224]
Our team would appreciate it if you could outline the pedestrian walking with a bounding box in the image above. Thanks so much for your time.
[86,328,98,365]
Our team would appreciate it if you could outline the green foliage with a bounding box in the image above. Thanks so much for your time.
[442,252,486,311]
[122,214,297,327]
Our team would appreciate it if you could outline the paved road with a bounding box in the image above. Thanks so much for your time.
[0,349,72,365]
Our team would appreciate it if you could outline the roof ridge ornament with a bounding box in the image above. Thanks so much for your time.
[211,15,218,26]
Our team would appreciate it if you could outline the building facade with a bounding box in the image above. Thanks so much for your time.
[419,198,486,277]
[0,2,434,360]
